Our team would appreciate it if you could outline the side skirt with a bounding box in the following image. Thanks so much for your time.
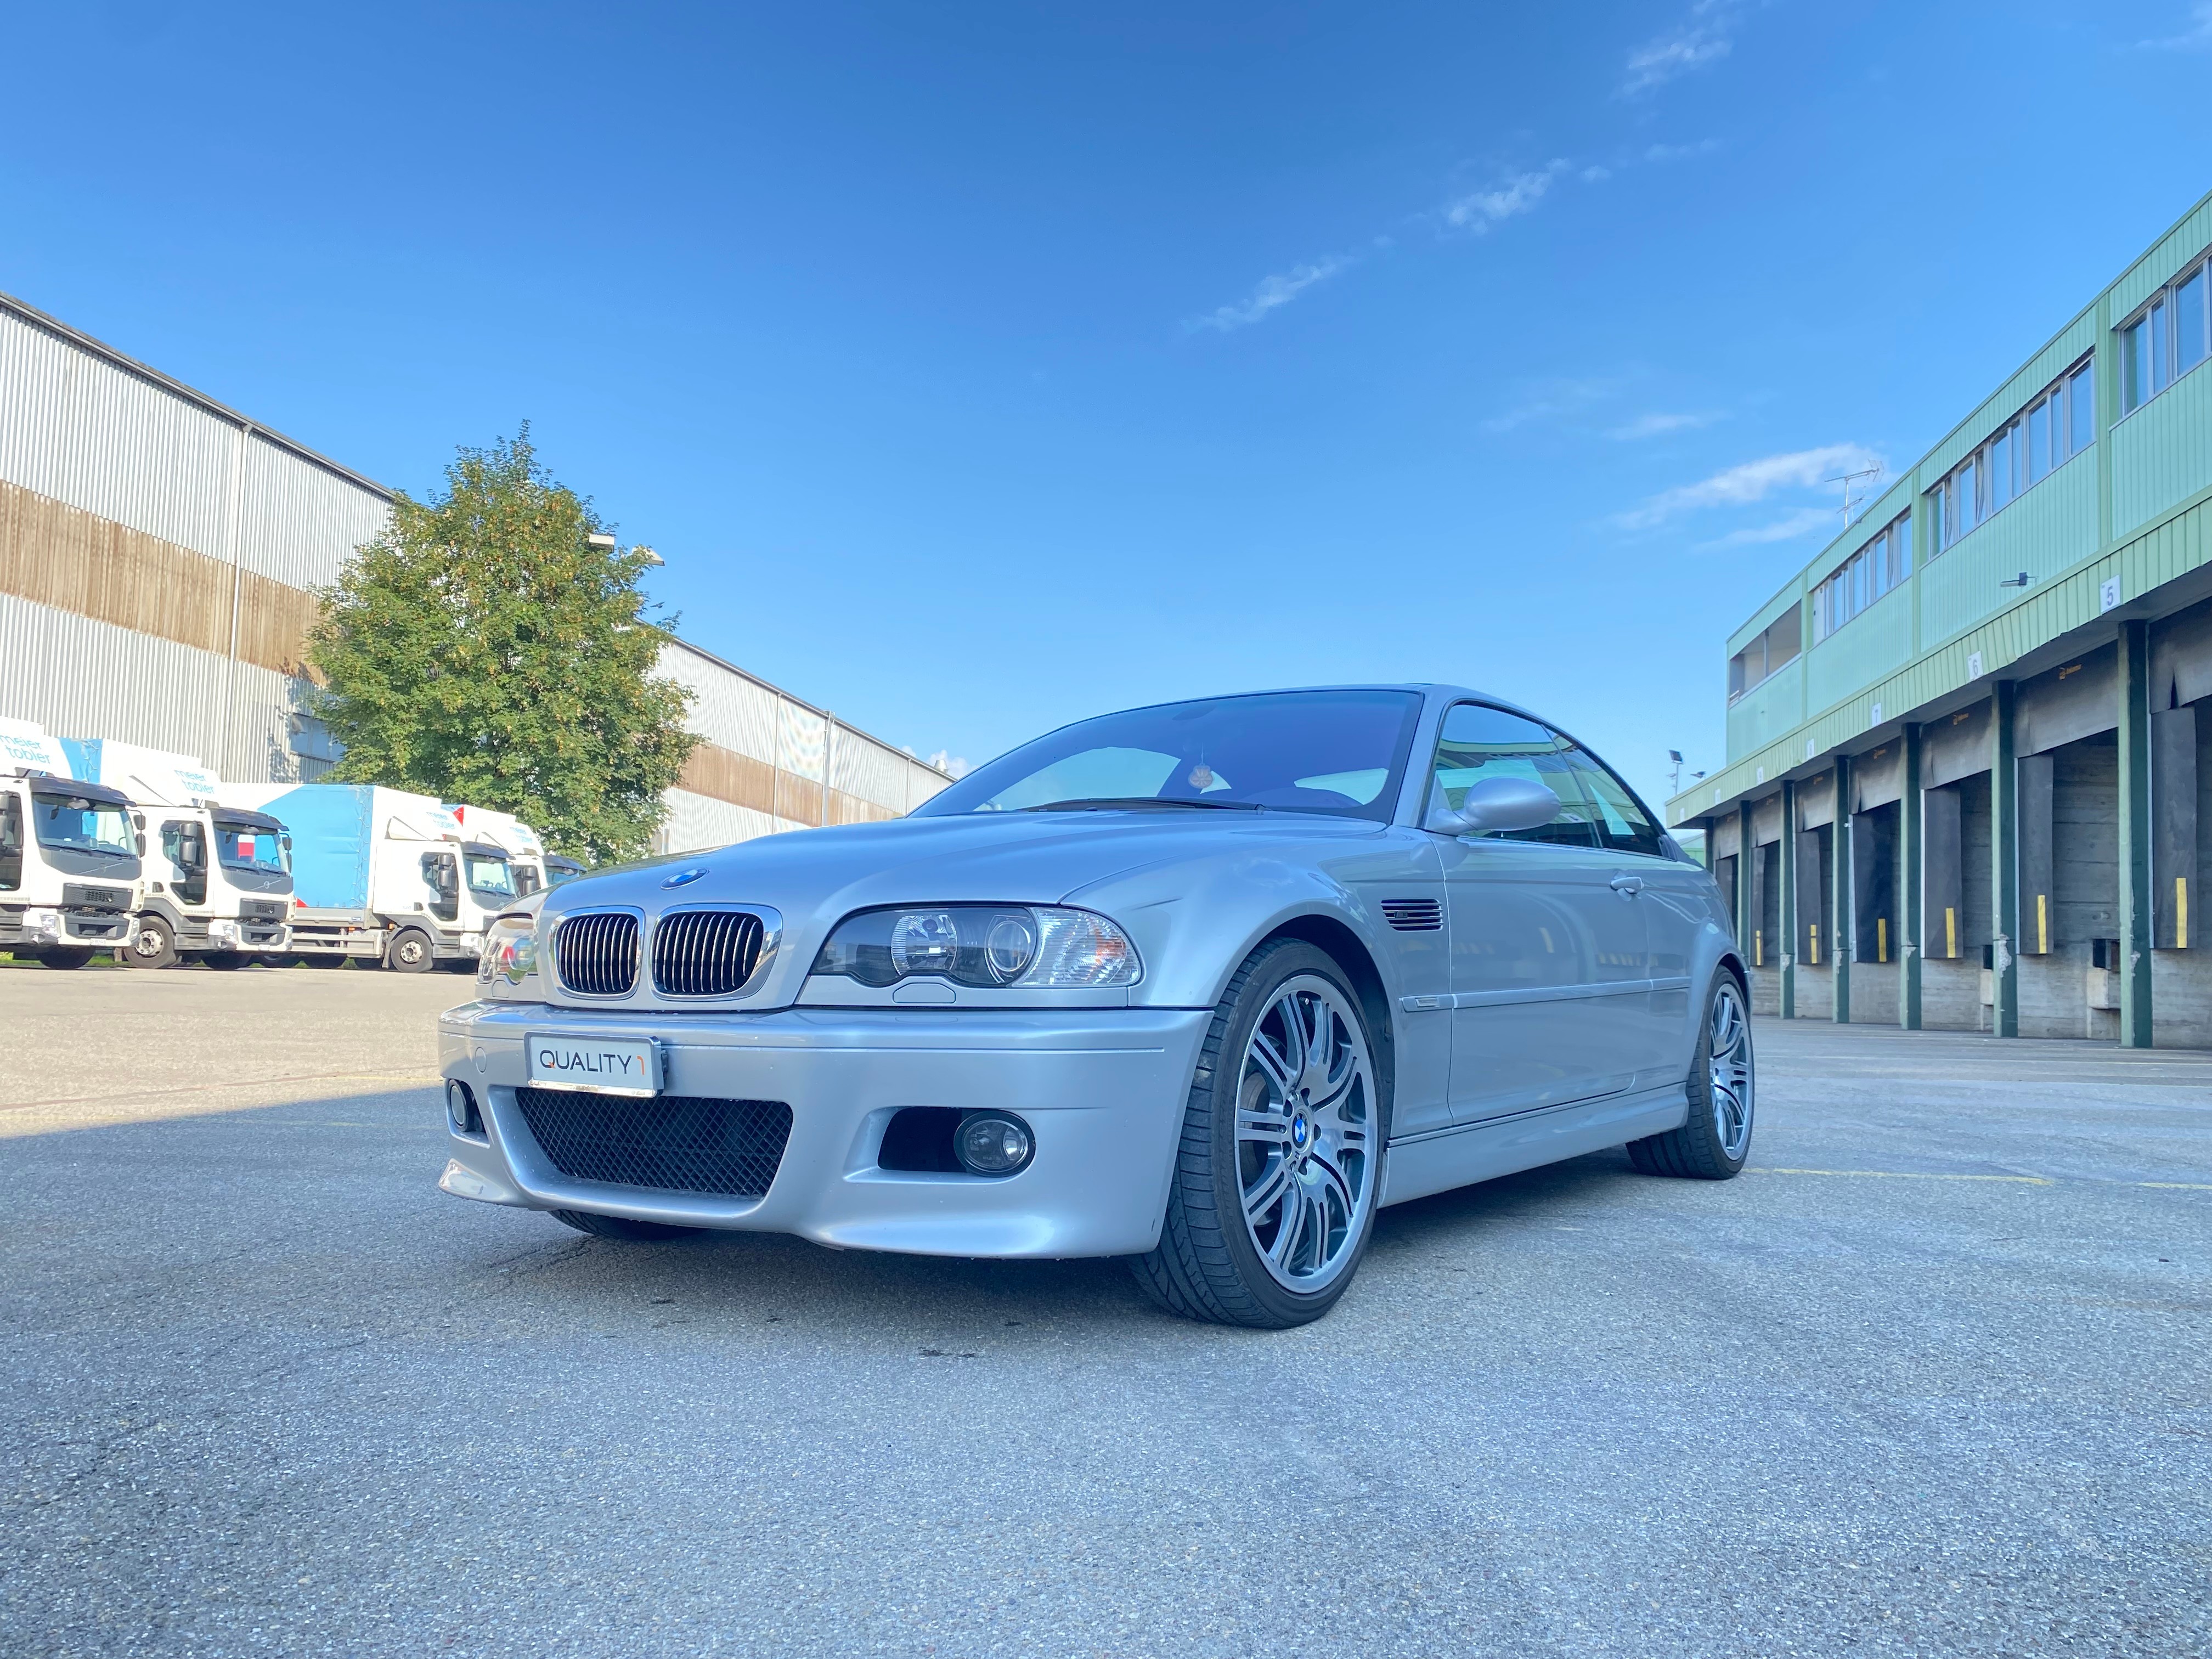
[1378,1084,1690,1207]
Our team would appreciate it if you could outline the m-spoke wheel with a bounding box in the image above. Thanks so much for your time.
[1132,940,1387,1328]
[1629,970,1754,1180]
[1237,979,1374,1291]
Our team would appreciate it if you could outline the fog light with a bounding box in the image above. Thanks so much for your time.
[25,907,61,944]
[955,1111,1033,1176]
[445,1079,483,1135]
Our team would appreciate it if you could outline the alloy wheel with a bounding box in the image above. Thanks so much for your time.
[1708,979,1754,1159]
[1235,974,1376,1293]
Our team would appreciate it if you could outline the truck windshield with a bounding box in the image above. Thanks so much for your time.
[914,689,1426,823]
[213,821,291,876]
[466,854,516,898]
[30,792,134,857]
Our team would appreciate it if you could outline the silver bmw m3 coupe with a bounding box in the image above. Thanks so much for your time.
[438,686,1753,1328]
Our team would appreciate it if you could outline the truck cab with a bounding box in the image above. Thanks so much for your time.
[128,805,295,969]
[0,750,142,968]
[55,738,294,970]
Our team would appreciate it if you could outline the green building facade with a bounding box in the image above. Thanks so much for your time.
[1667,188,2212,1046]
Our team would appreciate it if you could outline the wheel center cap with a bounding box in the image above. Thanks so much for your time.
[1292,1115,1309,1147]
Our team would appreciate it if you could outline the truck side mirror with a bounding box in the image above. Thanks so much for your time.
[136,833,146,856]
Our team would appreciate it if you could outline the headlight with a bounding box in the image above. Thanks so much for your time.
[478,913,539,986]
[812,905,1140,989]
[25,908,61,943]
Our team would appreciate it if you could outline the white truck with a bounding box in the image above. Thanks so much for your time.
[223,782,521,972]
[445,805,581,896]
[0,718,142,968]
[60,738,294,970]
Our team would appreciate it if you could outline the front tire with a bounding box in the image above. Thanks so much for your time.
[1132,940,1386,1329]
[199,951,246,971]
[386,928,435,973]
[122,916,177,969]
[1628,969,1754,1179]
[38,947,96,970]
[550,1210,702,1241]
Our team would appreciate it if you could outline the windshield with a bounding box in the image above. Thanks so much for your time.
[545,859,584,887]
[466,853,517,898]
[213,820,291,876]
[916,690,1426,823]
[31,792,134,857]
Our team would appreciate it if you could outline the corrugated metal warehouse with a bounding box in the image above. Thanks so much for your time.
[0,291,947,850]
[1671,188,2212,1047]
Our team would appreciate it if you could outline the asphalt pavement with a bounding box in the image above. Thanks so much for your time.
[3,968,2208,1657]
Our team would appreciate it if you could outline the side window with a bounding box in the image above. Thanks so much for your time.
[1562,746,1668,859]
[1429,703,1598,848]
[0,793,21,890]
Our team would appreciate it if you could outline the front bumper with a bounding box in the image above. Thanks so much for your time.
[437,1001,1213,1259]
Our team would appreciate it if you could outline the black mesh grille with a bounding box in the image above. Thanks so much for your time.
[1380,898,1443,932]
[513,1088,792,1198]
[555,911,639,996]
[652,909,766,997]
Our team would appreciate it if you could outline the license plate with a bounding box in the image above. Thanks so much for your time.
[525,1033,662,1097]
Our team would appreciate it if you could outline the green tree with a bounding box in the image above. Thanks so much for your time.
[306,428,697,865]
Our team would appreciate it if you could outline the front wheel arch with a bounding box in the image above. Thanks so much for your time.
[1237,913,1395,1115]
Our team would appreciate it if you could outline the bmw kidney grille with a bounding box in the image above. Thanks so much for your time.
[554,911,640,996]
[651,909,768,997]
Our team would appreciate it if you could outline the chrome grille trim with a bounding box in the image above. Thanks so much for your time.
[552,909,641,997]
[651,906,777,998]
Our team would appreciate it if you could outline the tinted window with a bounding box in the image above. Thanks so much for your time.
[1563,748,1668,858]
[1429,704,1596,848]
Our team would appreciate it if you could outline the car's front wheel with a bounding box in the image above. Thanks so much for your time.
[1132,940,1386,1329]
[1628,969,1754,1179]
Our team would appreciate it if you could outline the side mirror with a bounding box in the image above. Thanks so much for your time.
[1426,775,1561,837]
[136,833,146,856]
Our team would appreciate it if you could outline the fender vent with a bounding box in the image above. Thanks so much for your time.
[1380,899,1443,932]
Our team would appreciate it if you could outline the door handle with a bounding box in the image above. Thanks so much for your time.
[1609,874,1645,898]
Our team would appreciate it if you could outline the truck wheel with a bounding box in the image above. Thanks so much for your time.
[200,952,246,971]
[387,929,436,973]
[550,1210,702,1241]
[122,917,177,969]
[39,947,97,970]
[298,955,348,969]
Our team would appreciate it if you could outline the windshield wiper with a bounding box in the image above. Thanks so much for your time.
[1019,797,1265,812]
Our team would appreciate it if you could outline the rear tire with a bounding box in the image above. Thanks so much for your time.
[39,947,96,970]
[122,917,177,969]
[1628,969,1754,1180]
[386,929,436,973]
[550,1210,702,1241]
[1131,940,1387,1329]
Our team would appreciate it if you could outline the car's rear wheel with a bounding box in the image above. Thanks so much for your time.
[1132,940,1385,1328]
[1628,970,1753,1179]
[550,1210,703,1241]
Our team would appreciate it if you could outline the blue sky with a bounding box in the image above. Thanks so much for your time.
[6,2,2212,806]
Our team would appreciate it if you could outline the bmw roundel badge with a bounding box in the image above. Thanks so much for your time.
[661,867,710,889]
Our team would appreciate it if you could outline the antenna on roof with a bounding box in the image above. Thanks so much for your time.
[1823,465,1883,533]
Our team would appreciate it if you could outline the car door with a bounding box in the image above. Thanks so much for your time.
[1427,704,1663,1122]
[1562,741,1705,1087]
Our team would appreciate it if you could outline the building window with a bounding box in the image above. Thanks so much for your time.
[1811,511,1911,642]
[2120,249,2212,415]
[1931,355,2094,552]
[1727,603,1801,703]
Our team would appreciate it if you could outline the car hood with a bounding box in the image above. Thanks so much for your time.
[533,810,1384,1007]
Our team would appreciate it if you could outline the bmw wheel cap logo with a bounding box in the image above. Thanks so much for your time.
[662,867,710,889]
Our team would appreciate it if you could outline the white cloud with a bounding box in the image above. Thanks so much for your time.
[1481,376,1621,434]
[1186,253,1356,332]
[1608,410,1724,440]
[1644,138,1723,163]
[2140,2,2212,48]
[1615,443,1882,529]
[1441,162,1569,233]
[1624,1,1748,95]
[1698,507,1838,549]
